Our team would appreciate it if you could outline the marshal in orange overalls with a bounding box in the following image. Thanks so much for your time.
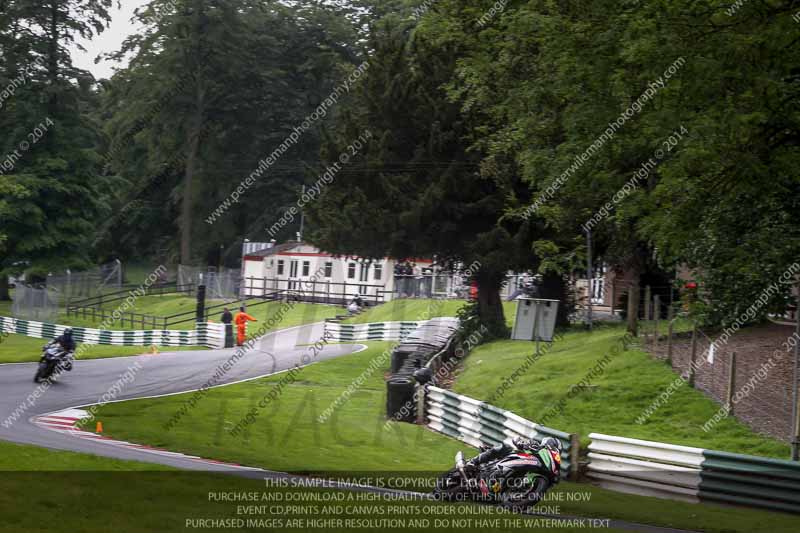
[234,310,257,346]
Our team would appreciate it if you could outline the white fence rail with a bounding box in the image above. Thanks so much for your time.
[587,433,704,503]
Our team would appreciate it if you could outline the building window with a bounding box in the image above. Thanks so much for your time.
[302,261,310,276]
[277,260,285,276]
[348,263,356,279]
[324,262,333,278]
[374,264,383,281]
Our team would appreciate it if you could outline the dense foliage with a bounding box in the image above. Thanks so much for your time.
[1,0,798,329]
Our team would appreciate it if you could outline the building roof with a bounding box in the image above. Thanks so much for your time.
[247,242,302,258]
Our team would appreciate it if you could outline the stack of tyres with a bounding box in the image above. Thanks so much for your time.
[386,376,416,422]
[385,317,459,421]
[391,345,431,374]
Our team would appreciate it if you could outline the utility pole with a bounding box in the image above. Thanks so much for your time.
[792,282,800,461]
[298,185,306,242]
[586,227,593,331]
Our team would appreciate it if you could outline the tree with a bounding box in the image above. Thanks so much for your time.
[422,0,800,332]
[306,15,540,336]
[99,0,362,265]
[0,0,114,282]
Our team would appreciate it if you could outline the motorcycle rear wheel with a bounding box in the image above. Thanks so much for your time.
[500,474,547,514]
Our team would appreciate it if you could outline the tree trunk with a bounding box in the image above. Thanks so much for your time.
[475,271,508,338]
[46,1,59,116]
[538,271,570,327]
[180,84,206,264]
[0,275,10,301]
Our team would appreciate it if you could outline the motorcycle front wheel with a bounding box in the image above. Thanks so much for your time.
[433,468,469,502]
[33,362,50,383]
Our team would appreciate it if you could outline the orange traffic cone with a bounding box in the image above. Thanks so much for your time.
[96,421,103,434]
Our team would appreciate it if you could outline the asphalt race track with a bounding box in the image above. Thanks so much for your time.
[0,322,363,471]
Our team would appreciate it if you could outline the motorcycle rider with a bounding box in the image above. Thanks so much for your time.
[466,436,562,503]
[48,328,76,371]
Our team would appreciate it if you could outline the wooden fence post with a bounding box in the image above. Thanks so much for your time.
[654,294,661,351]
[689,325,698,387]
[416,385,427,425]
[727,352,737,414]
[666,305,675,366]
[570,433,581,481]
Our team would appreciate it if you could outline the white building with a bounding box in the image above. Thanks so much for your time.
[241,242,434,304]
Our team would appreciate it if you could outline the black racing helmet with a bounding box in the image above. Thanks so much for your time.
[541,437,562,453]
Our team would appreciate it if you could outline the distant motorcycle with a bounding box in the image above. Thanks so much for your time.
[433,439,562,512]
[33,343,74,383]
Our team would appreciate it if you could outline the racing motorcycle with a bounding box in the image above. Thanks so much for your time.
[33,343,74,383]
[433,439,561,512]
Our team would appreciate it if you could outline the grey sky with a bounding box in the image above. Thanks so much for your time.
[70,0,149,80]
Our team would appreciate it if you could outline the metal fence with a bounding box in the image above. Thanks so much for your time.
[178,265,240,300]
[11,284,59,322]
[242,276,387,305]
[388,273,526,301]
[46,260,122,300]
[641,306,797,443]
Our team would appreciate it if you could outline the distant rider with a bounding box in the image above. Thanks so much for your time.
[49,328,76,371]
[466,437,562,503]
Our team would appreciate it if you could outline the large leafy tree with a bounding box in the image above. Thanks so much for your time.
[306,15,541,336]
[97,0,362,265]
[422,0,800,330]
[0,0,114,285]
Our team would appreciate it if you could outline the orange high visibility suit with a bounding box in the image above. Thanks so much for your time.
[234,311,257,346]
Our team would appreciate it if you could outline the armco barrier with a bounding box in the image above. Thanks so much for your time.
[587,433,704,503]
[699,449,800,514]
[325,320,445,342]
[0,316,225,349]
[588,433,800,513]
[425,386,578,480]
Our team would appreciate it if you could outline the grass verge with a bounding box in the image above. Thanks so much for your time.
[74,340,798,531]
[453,323,790,457]
[0,470,629,533]
[0,300,340,363]
[344,298,517,328]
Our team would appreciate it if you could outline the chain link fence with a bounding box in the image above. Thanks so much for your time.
[11,284,59,322]
[46,260,122,300]
[644,299,796,442]
[178,265,240,300]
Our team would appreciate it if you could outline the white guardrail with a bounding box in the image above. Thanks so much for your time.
[426,386,578,480]
[587,433,704,503]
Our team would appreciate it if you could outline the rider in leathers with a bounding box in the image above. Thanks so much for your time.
[466,437,562,504]
[48,328,76,371]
